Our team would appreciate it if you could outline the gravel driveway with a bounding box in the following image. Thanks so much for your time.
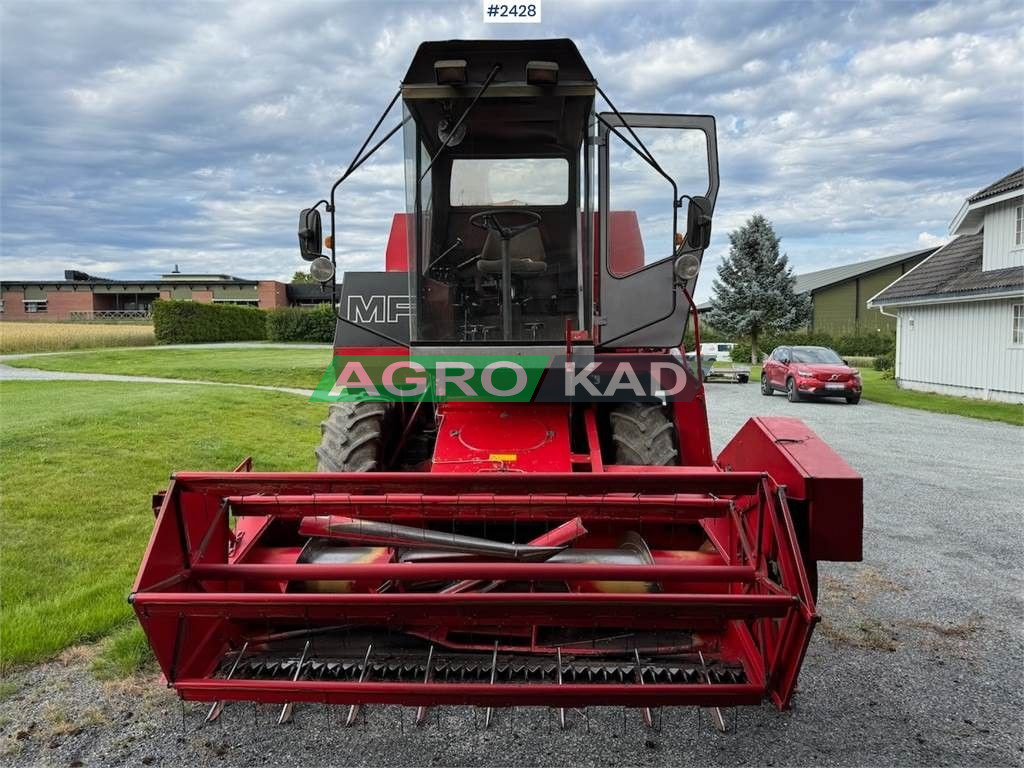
[2,383,1022,767]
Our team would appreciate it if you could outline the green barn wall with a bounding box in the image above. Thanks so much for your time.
[857,264,908,333]
[809,255,929,334]
[811,281,857,333]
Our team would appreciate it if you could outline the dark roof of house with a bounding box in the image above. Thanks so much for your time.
[967,167,1023,203]
[870,233,1024,305]
[2,268,259,289]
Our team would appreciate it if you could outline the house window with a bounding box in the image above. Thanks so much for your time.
[1013,304,1024,346]
[23,300,47,314]
[212,299,259,306]
[1016,205,1023,247]
[0,300,5,314]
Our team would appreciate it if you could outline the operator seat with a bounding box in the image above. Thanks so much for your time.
[476,228,548,275]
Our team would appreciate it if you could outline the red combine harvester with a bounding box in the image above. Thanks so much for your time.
[132,39,862,727]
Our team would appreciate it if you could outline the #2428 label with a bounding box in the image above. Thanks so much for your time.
[482,1,541,23]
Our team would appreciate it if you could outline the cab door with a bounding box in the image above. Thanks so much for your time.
[596,113,719,349]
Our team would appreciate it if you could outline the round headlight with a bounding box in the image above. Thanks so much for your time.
[673,252,701,282]
[310,256,335,283]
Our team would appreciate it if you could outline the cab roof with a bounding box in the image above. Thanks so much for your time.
[401,38,596,90]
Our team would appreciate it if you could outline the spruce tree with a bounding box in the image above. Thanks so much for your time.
[705,214,810,363]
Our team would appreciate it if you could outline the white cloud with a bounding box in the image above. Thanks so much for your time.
[1,0,1022,309]
[916,231,951,248]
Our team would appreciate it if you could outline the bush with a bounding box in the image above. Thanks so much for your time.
[845,355,876,368]
[153,300,266,344]
[873,352,894,371]
[266,304,336,343]
[723,330,895,364]
[728,341,752,363]
[834,333,894,356]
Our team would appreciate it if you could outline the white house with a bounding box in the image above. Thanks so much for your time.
[868,168,1024,404]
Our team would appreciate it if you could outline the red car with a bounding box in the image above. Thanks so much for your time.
[761,345,862,404]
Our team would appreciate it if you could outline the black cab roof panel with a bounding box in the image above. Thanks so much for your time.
[402,39,596,87]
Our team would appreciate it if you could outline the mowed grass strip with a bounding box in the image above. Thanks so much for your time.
[0,380,323,671]
[0,322,155,354]
[6,346,332,389]
[854,369,1023,426]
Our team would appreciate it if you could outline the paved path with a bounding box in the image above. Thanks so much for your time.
[0,362,314,396]
[0,342,326,396]
[0,341,328,362]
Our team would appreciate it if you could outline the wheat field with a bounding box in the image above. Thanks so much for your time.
[0,322,155,354]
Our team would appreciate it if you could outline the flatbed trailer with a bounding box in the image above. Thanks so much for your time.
[705,365,751,384]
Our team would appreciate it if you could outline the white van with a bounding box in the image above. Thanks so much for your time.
[700,342,735,363]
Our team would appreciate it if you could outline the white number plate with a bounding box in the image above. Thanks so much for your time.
[825,382,846,390]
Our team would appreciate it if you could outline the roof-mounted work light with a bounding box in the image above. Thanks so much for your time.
[526,60,558,85]
[434,59,468,85]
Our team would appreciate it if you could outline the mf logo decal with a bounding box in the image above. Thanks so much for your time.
[346,295,411,324]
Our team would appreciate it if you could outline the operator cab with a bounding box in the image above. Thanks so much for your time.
[302,39,719,353]
[401,40,594,345]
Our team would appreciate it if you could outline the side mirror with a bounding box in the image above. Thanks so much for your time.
[298,208,322,262]
[685,196,713,250]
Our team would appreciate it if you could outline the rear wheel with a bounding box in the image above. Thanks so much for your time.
[315,401,389,472]
[760,376,773,396]
[786,377,801,403]
[609,402,679,466]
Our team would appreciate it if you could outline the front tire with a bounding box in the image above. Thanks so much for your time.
[786,377,801,403]
[761,376,773,396]
[315,401,389,472]
[846,393,861,405]
[609,403,679,466]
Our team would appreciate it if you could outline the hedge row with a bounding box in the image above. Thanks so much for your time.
[153,300,267,344]
[873,352,895,371]
[730,331,896,364]
[265,304,336,343]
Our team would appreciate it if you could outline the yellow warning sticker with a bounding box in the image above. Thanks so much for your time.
[488,453,518,462]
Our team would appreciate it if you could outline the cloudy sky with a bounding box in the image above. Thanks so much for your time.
[2,0,1022,301]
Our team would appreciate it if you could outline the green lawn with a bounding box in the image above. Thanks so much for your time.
[0,380,323,672]
[6,346,332,389]
[743,365,1022,426]
[854,369,1023,426]
[10,346,1023,426]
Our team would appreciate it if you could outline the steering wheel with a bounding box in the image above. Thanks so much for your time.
[469,209,542,240]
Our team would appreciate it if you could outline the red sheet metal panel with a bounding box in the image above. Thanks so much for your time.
[384,213,408,272]
[717,416,862,562]
[431,402,573,472]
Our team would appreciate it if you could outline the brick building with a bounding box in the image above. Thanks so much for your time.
[0,269,333,321]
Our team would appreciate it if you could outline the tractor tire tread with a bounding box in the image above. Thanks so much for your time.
[316,401,387,472]
[609,402,679,467]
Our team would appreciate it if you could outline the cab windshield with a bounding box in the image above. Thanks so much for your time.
[402,93,591,345]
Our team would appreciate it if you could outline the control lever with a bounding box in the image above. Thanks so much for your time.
[427,238,463,272]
